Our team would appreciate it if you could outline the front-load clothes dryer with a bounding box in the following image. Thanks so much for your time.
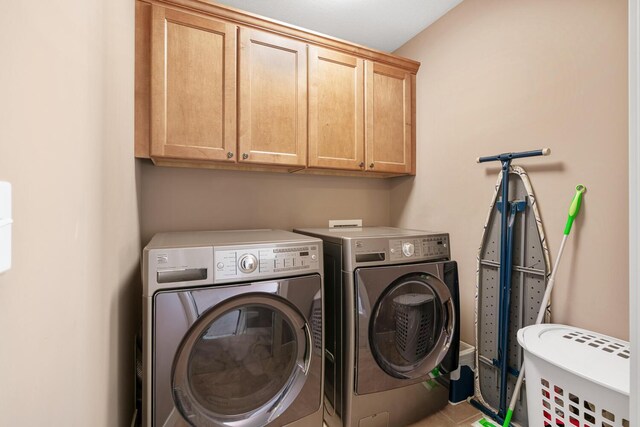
[142,230,324,427]
[294,227,460,427]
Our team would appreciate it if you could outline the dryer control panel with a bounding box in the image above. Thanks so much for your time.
[345,233,450,270]
[214,243,321,283]
[389,235,449,261]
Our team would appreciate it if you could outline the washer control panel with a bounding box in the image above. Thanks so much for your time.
[214,243,320,282]
[389,234,449,261]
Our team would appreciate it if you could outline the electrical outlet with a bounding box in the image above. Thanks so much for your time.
[329,219,362,228]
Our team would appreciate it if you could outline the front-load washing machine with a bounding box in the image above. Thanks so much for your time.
[294,227,460,427]
[142,230,324,427]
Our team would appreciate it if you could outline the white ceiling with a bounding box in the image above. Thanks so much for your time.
[215,0,464,52]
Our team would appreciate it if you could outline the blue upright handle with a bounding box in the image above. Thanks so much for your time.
[477,148,550,164]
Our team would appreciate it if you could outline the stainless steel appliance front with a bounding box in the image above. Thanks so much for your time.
[153,277,322,427]
[294,227,460,427]
[142,230,324,427]
[355,262,456,394]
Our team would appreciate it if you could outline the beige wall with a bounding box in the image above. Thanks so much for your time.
[139,163,391,243]
[0,0,629,424]
[393,0,629,343]
[0,1,140,426]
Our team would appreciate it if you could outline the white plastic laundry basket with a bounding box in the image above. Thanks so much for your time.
[518,324,630,427]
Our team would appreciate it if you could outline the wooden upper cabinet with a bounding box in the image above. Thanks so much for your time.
[136,0,420,176]
[365,61,413,174]
[238,29,307,167]
[308,47,364,171]
[150,6,237,161]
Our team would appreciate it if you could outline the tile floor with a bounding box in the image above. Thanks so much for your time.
[408,401,484,426]
[321,401,487,427]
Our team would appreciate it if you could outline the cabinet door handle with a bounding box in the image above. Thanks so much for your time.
[242,153,249,160]
[359,162,365,168]
[369,163,375,168]
[227,152,234,159]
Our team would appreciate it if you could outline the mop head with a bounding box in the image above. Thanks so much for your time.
[471,418,499,427]
[470,416,523,427]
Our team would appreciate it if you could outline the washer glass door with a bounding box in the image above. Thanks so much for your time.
[172,294,312,426]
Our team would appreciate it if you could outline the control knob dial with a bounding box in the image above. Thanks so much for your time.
[402,242,415,257]
[238,254,258,273]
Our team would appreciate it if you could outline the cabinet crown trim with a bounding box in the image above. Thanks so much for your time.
[143,0,421,73]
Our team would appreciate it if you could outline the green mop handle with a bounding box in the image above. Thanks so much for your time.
[502,184,586,427]
[564,185,586,235]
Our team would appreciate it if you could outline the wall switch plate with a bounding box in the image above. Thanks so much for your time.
[329,219,362,228]
[0,182,12,273]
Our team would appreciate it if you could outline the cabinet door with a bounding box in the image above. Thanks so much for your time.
[365,62,413,174]
[308,47,364,170]
[239,29,307,167]
[151,6,236,161]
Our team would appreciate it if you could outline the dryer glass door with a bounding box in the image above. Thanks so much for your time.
[370,274,450,376]
[354,265,456,395]
[171,294,312,427]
